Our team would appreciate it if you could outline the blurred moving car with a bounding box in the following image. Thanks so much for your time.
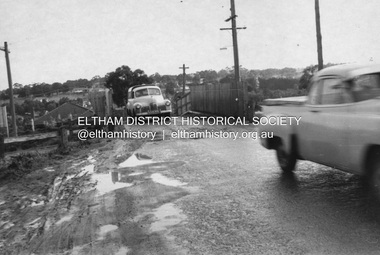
[259,63,380,187]
[126,85,171,117]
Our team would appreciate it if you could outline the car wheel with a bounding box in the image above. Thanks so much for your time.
[276,141,297,172]
[369,151,380,196]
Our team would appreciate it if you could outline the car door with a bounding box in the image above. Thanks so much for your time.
[298,77,353,169]
[346,73,380,173]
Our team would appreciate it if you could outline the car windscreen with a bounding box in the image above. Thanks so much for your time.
[134,88,161,97]
[134,88,149,98]
[351,73,380,102]
[148,88,161,95]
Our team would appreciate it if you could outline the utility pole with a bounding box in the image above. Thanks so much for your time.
[0,42,17,137]
[315,0,323,70]
[220,0,246,117]
[179,64,189,94]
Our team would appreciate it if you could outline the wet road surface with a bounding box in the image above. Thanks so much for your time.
[129,125,380,254]
[16,122,380,254]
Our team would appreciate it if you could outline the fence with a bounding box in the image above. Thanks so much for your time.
[176,92,191,115]
[190,83,246,118]
[0,106,9,137]
[88,89,113,117]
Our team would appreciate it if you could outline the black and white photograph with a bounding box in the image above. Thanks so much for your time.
[1,0,380,254]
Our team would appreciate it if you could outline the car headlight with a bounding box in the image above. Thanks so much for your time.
[135,104,141,109]
[165,101,171,106]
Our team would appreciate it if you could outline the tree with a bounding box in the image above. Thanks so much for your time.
[46,102,57,112]
[18,85,31,98]
[165,81,177,96]
[161,75,176,84]
[298,65,318,90]
[217,67,233,81]
[52,82,63,93]
[197,70,218,83]
[0,89,10,100]
[104,66,153,107]
[58,97,70,105]
[150,72,162,83]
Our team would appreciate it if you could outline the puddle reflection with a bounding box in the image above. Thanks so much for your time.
[97,224,118,240]
[150,203,187,232]
[118,153,153,168]
[151,173,187,187]
[93,172,133,196]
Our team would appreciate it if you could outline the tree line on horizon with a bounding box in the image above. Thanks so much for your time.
[0,64,331,107]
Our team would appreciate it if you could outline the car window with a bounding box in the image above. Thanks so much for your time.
[148,88,161,95]
[307,80,322,105]
[134,88,149,98]
[320,78,353,105]
[351,74,380,102]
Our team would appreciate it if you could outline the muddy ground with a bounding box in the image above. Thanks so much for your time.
[0,134,146,254]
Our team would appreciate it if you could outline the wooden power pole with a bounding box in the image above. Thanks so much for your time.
[315,0,324,70]
[179,64,189,94]
[220,0,246,117]
[0,42,17,137]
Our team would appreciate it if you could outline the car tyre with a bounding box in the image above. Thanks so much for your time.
[369,151,380,197]
[276,141,297,172]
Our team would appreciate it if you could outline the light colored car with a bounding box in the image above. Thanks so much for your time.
[259,63,380,188]
[126,85,171,117]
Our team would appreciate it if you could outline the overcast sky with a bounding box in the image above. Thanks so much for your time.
[0,0,379,90]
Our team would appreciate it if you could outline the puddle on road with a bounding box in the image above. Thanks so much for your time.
[30,200,44,207]
[93,172,133,196]
[71,160,87,167]
[65,164,95,182]
[87,155,96,163]
[115,246,131,255]
[97,224,118,240]
[150,203,187,232]
[151,173,187,187]
[128,172,143,176]
[44,166,55,172]
[0,221,14,230]
[26,217,41,228]
[56,214,74,225]
[82,164,95,175]
[118,153,153,168]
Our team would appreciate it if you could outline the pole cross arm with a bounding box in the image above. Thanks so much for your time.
[0,47,10,53]
[225,15,237,22]
[220,27,246,31]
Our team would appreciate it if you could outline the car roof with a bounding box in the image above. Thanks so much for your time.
[314,63,380,80]
[128,84,160,92]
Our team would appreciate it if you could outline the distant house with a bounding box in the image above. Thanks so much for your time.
[35,102,94,127]
[72,87,89,94]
